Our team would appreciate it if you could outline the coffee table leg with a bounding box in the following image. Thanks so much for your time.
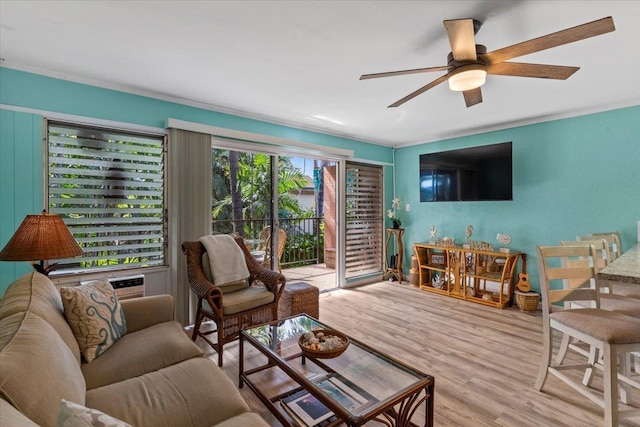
[426,383,434,427]
[239,333,245,388]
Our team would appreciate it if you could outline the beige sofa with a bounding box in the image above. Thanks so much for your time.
[0,272,269,427]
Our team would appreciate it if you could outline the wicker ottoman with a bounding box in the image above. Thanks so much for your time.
[278,282,320,319]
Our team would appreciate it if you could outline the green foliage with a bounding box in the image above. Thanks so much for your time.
[211,152,309,221]
[282,221,325,267]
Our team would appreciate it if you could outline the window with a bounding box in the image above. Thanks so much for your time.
[47,121,166,273]
[345,162,383,278]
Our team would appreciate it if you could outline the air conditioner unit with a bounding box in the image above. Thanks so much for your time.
[80,274,145,300]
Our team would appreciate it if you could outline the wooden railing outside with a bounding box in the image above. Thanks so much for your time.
[211,217,325,268]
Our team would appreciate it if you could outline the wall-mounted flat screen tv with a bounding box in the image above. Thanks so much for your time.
[419,142,512,202]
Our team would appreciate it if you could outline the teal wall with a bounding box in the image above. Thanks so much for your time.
[0,68,393,294]
[394,105,640,291]
[0,110,43,288]
[2,67,638,295]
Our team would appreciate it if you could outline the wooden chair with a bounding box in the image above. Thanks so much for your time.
[254,226,287,272]
[561,239,640,317]
[586,232,640,299]
[588,232,623,260]
[535,244,640,427]
[182,236,286,366]
[559,239,640,383]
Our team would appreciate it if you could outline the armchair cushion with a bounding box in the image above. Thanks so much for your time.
[220,286,275,315]
[60,280,127,363]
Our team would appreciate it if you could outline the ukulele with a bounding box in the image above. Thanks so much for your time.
[516,273,531,292]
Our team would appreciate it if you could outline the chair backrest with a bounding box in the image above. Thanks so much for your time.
[536,244,599,316]
[254,226,287,270]
[561,239,612,294]
[263,227,286,266]
[275,228,287,259]
[560,239,609,271]
[256,226,271,251]
[588,232,623,260]
[182,236,257,299]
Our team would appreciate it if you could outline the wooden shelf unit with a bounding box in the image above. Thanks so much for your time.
[413,243,524,309]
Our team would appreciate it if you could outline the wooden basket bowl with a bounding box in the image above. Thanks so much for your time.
[298,329,350,359]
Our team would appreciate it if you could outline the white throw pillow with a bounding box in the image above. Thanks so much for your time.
[57,399,131,427]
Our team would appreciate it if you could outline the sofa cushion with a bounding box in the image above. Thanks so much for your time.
[214,412,271,427]
[0,272,81,364]
[0,311,86,427]
[86,357,251,427]
[57,399,132,427]
[60,280,127,362]
[82,320,203,390]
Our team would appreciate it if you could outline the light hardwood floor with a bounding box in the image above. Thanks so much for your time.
[195,281,640,426]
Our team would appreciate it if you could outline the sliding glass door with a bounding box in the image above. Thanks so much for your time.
[210,145,339,291]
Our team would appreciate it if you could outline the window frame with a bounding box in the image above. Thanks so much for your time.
[44,119,168,276]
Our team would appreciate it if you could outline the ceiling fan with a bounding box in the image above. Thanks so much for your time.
[360,16,615,108]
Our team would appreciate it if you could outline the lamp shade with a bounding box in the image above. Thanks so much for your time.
[0,211,83,262]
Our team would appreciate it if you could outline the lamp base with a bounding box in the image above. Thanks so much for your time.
[32,261,57,276]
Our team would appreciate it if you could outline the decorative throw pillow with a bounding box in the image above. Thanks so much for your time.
[57,399,132,427]
[60,280,127,363]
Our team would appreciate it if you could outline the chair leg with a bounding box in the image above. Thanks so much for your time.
[603,343,619,427]
[535,325,552,390]
[556,333,571,364]
[619,353,630,405]
[582,345,598,387]
[217,323,224,367]
[192,309,204,341]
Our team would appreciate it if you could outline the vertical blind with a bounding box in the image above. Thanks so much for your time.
[345,162,383,277]
[48,122,166,272]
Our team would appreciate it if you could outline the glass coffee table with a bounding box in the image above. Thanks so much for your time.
[239,314,434,427]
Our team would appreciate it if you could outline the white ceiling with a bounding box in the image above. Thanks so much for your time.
[1,1,639,147]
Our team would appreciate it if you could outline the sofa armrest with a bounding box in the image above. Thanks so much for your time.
[120,295,174,333]
[0,399,40,427]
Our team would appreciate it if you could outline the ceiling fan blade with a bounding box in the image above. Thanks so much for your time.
[484,16,615,64]
[487,62,579,79]
[359,66,451,80]
[444,19,477,61]
[463,87,483,108]
[388,74,449,108]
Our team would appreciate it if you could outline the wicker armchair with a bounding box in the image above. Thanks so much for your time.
[182,236,286,366]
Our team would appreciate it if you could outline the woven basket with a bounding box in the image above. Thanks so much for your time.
[515,291,539,311]
[299,329,349,359]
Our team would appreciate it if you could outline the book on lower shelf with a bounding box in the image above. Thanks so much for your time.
[280,375,372,426]
[280,389,336,427]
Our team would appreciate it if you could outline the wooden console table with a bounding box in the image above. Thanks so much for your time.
[383,228,404,283]
[413,243,524,308]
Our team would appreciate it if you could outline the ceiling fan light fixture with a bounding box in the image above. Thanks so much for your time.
[448,64,487,91]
